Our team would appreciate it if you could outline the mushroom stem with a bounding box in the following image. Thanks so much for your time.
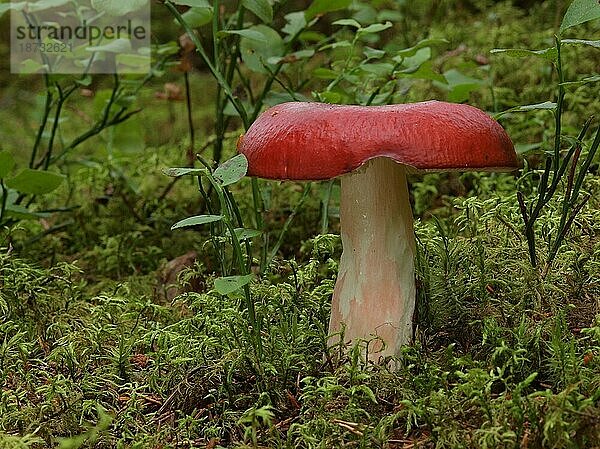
[330,157,416,359]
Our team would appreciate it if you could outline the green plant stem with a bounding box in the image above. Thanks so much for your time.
[29,82,53,169]
[42,82,77,170]
[265,183,312,269]
[184,72,195,164]
[320,180,334,234]
[165,0,248,128]
[552,36,564,174]
[0,179,7,223]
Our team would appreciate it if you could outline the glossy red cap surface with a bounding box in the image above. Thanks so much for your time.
[237,101,518,180]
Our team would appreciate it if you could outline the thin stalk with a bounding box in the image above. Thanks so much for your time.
[29,83,53,168]
[184,71,195,164]
[320,180,334,234]
[165,0,248,128]
[552,36,564,174]
[208,171,260,354]
[265,183,311,269]
[42,83,77,170]
[0,180,7,223]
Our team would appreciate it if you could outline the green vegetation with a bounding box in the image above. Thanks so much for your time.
[1,0,600,447]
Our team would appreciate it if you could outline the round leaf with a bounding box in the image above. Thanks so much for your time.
[5,169,65,195]
[213,154,248,187]
[214,274,254,295]
[239,25,284,73]
[0,151,16,179]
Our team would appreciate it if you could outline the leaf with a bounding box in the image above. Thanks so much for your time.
[561,38,600,48]
[227,228,262,240]
[4,204,51,220]
[490,47,557,62]
[313,68,339,79]
[241,0,273,24]
[5,169,65,195]
[441,69,484,102]
[395,47,431,68]
[180,6,213,28]
[18,59,49,74]
[495,101,557,117]
[359,62,394,76]
[0,2,25,16]
[358,21,392,35]
[170,0,210,6]
[363,46,386,59]
[515,143,543,155]
[332,18,362,28]
[318,40,352,51]
[267,49,315,64]
[171,214,223,230]
[305,0,351,20]
[28,0,71,12]
[162,167,205,177]
[214,274,254,295]
[560,74,600,86]
[0,151,15,179]
[213,154,248,187]
[91,0,148,15]
[239,25,284,73]
[282,11,306,37]
[219,29,267,42]
[395,38,448,58]
[560,0,600,34]
[87,39,132,53]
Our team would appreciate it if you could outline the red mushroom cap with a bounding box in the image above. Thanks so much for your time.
[237,101,518,180]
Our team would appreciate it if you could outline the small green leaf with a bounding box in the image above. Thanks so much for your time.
[5,169,65,195]
[515,143,543,155]
[214,274,254,295]
[358,21,392,34]
[513,101,557,111]
[561,38,600,48]
[4,204,51,220]
[219,29,267,42]
[267,49,315,65]
[318,40,352,51]
[282,11,306,37]
[313,68,339,79]
[170,0,210,6]
[490,47,557,62]
[180,6,213,28]
[560,0,600,34]
[91,0,147,15]
[213,154,248,187]
[87,39,132,53]
[363,47,386,59]
[162,167,205,177]
[359,62,394,76]
[171,214,223,230]
[395,38,448,58]
[28,0,71,12]
[440,69,485,102]
[332,18,361,28]
[241,0,273,24]
[560,74,600,86]
[305,0,351,20]
[239,25,284,73]
[0,151,15,179]
[0,2,25,16]
[495,101,557,117]
[228,228,262,240]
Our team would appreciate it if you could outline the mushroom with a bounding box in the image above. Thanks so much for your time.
[237,101,518,359]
